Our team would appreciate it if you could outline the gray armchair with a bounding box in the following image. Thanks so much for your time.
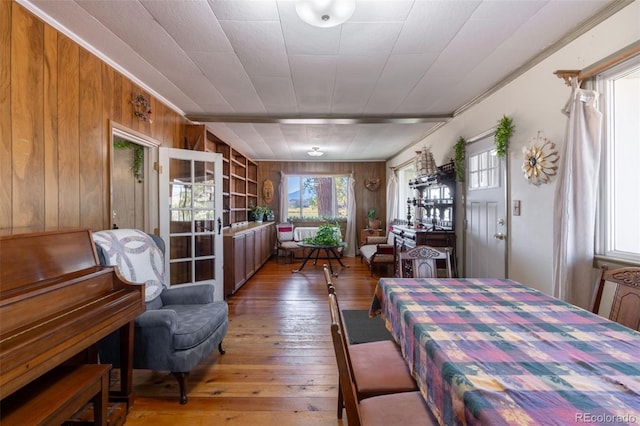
[93,229,228,404]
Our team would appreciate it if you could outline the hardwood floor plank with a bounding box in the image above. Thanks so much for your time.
[124,256,384,425]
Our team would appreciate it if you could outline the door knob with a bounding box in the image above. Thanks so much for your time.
[494,233,506,240]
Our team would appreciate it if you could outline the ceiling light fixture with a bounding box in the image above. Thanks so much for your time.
[295,0,356,28]
[307,147,324,156]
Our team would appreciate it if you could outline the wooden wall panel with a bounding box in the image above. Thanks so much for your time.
[2,3,189,234]
[43,24,59,229]
[11,4,44,230]
[0,1,11,230]
[57,34,80,227]
[257,161,387,233]
[79,49,104,230]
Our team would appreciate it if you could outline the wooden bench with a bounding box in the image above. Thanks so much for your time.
[0,364,111,425]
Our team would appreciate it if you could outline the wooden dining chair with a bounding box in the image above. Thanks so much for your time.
[399,245,452,278]
[323,266,418,419]
[328,293,437,426]
[323,264,335,295]
[591,266,640,331]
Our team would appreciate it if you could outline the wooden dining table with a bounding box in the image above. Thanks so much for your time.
[370,277,640,426]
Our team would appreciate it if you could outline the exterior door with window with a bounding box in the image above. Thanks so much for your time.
[465,135,507,278]
[159,148,224,301]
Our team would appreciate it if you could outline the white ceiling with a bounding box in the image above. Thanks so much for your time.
[24,0,622,161]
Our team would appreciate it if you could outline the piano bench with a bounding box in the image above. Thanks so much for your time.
[0,364,111,426]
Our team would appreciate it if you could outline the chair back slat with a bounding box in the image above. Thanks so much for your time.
[398,245,452,278]
[592,266,640,331]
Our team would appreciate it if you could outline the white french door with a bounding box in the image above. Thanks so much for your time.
[159,148,224,301]
[464,134,507,278]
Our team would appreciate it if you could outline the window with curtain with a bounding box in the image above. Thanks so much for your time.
[596,55,640,263]
[286,175,348,219]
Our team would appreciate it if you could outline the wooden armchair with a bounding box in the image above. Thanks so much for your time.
[591,266,640,331]
[359,233,395,276]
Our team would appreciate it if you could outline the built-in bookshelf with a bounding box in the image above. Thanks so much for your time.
[185,124,257,228]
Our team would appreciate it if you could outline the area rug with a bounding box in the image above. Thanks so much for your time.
[341,310,393,345]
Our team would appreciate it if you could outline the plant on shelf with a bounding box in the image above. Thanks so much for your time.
[494,115,515,157]
[367,208,380,230]
[303,223,342,246]
[251,205,272,222]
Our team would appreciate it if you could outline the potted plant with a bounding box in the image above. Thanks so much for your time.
[252,205,272,223]
[367,208,380,230]
[303,223,342,246]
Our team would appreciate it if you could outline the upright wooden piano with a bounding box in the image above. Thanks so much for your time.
[0,228,146,424]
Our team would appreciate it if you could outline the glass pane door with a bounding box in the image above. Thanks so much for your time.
[159,148,223,301]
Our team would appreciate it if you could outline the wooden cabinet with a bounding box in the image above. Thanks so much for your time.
[407,160,456,231]
[396,160,458,277]
[223,222,275,297]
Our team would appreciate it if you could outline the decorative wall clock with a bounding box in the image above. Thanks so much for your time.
[521,131,560,186]
[364,178,381,192]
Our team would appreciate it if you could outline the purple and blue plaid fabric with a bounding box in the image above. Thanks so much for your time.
[370,278,640,426]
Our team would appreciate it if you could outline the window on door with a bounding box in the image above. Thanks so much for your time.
[286,175,348,219]
[596,55,640,263]
[468,149,499,190]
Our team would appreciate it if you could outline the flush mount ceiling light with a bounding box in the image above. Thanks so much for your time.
[295,0,356,28]
[307,147,324,156]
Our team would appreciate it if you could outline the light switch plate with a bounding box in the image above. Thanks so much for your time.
[513,200,521,216]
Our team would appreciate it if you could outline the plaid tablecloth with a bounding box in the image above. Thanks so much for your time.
[370,278,640,426]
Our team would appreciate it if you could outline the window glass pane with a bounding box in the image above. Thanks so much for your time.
[470,171,479,189]
[597,57,640,262]
[286,175,349,219]
[611,68,640,255]
[469,155,478,173]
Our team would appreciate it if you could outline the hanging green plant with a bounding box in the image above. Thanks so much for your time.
[454,136,466,182]
[494,115,515,157]
[113,141,144,181]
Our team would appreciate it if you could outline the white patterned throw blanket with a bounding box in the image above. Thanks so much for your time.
[93,229,164,302]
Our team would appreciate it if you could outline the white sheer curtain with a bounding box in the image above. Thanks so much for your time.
[552,78,603,308]
[386,171,398,232]
[278,170,287,223]
[343,173,357,257]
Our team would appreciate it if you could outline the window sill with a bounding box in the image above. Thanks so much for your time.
[594,255,640,269]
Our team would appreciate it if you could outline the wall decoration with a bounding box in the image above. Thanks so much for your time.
[364,178,381,192]
[113,140,144,182]
[263,179,274,203]
[494,115,514,157]
[131,93,153,123]
[521,131,560,186]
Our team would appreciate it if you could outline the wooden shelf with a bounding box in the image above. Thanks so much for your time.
[185,124,260,227]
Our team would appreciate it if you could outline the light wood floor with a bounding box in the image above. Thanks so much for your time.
[124,256,383,425]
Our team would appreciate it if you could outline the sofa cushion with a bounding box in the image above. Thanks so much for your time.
[360,244,377,260]
[163,301,228,350]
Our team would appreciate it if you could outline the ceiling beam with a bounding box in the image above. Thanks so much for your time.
[185,114,453,125]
